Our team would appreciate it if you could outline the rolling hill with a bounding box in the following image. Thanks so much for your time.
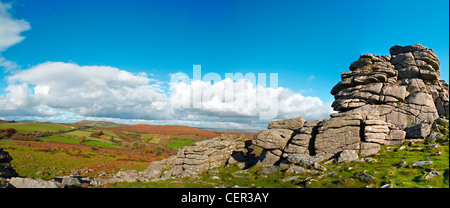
[0,122,74,133]
[70,120,127,128]
[101,124,222,139]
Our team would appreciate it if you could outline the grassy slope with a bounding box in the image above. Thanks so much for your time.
[167,139,196,149]
[70,120,126,128]
[0,140,163,180]
[101,124,221,139]
[41,136,126,149]
[109,141,449,188]
[0,122,73,133]
[108,122,449,188]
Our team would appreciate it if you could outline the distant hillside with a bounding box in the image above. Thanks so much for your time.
[71,120,127,128]
[101,124,221,139]
[0,122,74,133]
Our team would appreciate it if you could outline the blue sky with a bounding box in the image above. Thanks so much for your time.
[0,0,448,129]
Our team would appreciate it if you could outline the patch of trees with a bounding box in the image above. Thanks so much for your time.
[10,133,37,141]
[0,128,38,141]
[90,131,104,138]
[0,128,17,139]
[114,131,176,155]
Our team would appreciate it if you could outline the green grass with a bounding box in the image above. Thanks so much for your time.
[167,139,196,149]
[0,140,149,180]
[41,136,79,144]
[305,142,449,188]
[139,133,161,144]
[83,139,126,149]
[40,136,126,149]
[0,122,73,133]
[2,120,447,188]
[104,132,449,188]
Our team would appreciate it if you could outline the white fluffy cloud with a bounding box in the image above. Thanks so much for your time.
[0,1,335,129]
[2,62,173,119]
[1,62,334,129]
[169,76,334,124]
[0,1,30,70]
[0,2,30,52]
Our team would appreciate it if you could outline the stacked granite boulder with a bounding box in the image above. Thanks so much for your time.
[251,44,449,167]
[142,44,448,177]
[332,44,448,128]
[144,134,251,179]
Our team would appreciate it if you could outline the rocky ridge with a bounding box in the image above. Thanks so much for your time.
[137,44,448,182]
[2,44,448,187]
[250,44,448,168]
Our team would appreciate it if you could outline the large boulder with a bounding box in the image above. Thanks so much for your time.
[283,120,321,156]
[253,129,294,166]
[8,177,63,188]
[267,117,305,130]
[405,122,432,139]
[145,134,251,178]
[314,112,363,159]
[330,44,447,128]
[253,129,293,150]
[337,150,359,163]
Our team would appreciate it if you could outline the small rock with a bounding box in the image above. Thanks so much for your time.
[208,169,219,174]
[396,161,407,169]
[231,170,250,178]
[286,153,323,166]
[61,176,81,186]
[356,171,376,181]
[260,166,278,176]
[286,166,318,174]
[313,162,327,171]
[430,144,440,148]
[281,175,299,182]
[337,150,359,163]
[428,132,444,141]
[434,118,449,124]
[356,157,378,163]
[236,162,246,169]
[431,151,442,156]
[410,161,433,167]
[381,183,393,188]
[278,159,291,169]
[424,171,439,180]
[70,170,80,176]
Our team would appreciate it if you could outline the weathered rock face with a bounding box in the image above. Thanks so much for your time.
[283,120,320,156]
[267,116,305,130]
[251,44,447,165]
[140,44,448,180]
[0,148,17,179]
[253,111,392,164]
[331,44,448,130]
[145,134,250,178]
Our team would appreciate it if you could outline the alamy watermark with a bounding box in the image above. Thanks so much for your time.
[169,65,279,119]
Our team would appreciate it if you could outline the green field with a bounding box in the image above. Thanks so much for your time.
[167,139,196,149]
[40,136,126,149]
[0,140,152,180]
[0,122,73,133]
